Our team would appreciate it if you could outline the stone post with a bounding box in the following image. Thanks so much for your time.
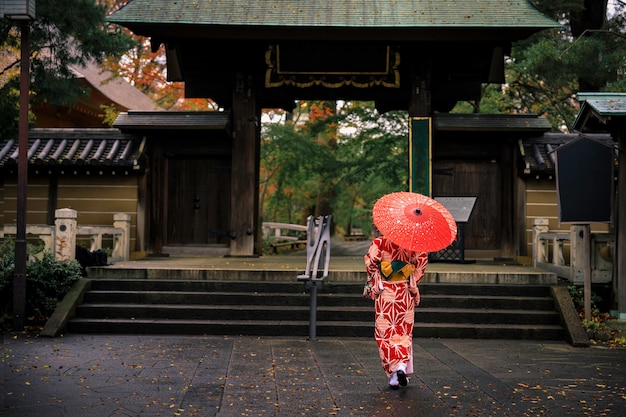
[113,213,131,261]
[55,208,77,261]
[532,218,549,267]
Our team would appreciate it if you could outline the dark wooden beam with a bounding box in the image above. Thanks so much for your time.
[408,61,432,117]
[230,73,259,256]
[617,133,626,318]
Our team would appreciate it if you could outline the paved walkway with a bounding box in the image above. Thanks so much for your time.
[2,333,625,416]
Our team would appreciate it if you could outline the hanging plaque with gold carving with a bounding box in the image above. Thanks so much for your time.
[265,44,400,89]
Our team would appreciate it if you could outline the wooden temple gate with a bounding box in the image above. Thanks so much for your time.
[109,1,558,257]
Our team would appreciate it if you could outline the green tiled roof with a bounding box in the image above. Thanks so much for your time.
[574,92,626,132]
[577,93,626,116]
[109,0,559,29]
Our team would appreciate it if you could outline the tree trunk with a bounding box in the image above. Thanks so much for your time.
[570,0,608,91]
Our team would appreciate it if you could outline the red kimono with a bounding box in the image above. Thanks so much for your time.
[364,237,428,378]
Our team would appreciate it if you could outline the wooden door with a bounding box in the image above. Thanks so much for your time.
[166,157,231,245]
[433,160,501,249]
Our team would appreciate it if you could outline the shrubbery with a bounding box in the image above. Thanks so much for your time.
[568,285,626,347]
[0,239,82,329]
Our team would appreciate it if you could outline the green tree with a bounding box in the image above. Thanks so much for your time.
[452,84,514,114]
[0,0,135,138]
[260,101,412,237]
[260,119,317,224]
[454,0,626,131]
[260,101,339,225]
[332,103,411,236]
[507,0,625,131]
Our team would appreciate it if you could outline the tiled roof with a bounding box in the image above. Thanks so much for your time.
[0,129,144,169]
[109,0,559,31]
[574,93,626,132]
[576,93,626,116]
[113,110,231,131]
[434,113,552,133]
[70,61,161,112]
[520,133,616,176]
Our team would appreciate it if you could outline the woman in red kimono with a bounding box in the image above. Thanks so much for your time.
[364,233,428,390]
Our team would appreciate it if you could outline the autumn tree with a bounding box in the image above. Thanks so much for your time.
[100,0,217,111]
[0,0,135,139]
[102,35,218,111]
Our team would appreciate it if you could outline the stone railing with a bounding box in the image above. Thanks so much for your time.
[532,218,614,284]
[1,208,130,262]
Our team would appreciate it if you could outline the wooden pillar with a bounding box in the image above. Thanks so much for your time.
[409,117,432,196]
[408,64,433,196]
[136,164,148,253]
[408,67,432,118]
[500,142,515,258]
[230,73,259,256]
[572,224,593,320]
[150,145,165,254]
[617,132,626,319]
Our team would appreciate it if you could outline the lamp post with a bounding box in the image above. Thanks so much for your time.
[2,0,36,331]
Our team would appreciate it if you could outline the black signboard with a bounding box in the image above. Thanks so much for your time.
[555,136,613,223]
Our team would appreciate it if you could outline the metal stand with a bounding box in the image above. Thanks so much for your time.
[296,215,332,341]
[429,222,475,263]
[429,197,477,264]
[306,279,321,341]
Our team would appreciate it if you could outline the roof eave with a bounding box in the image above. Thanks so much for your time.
[573,93,626,133]
[109,21,558,42]
[113,110,232,132]
[434,114,553,133]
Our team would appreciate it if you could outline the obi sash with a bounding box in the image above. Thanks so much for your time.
[380,260,415,282]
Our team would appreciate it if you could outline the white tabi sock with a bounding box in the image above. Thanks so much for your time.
[389,371,398,386]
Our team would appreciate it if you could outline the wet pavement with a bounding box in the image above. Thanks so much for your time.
[3,239,625,416]
[2,333,626,416]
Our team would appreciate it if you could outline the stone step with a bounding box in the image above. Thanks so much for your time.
[73,303,560,325]
[84,278,555,296]
[67,317,565,339]
[66,278,566,340]
[81,290,555,310]
[87,265,557,285]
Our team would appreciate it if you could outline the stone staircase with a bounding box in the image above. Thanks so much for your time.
[67,278,565,340]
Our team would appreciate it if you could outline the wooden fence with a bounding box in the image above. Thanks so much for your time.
[532,218,614,284]
[262,221,308,253]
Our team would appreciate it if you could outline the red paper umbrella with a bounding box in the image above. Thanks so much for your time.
[372,192,457,253]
